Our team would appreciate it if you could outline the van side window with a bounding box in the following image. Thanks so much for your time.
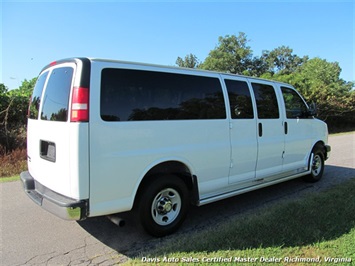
[281,87,309,118]
[224,79,254,119]
[41,67,74,122]
[29,72,49,119]
[251,83,280,119]
[100,69,226,121]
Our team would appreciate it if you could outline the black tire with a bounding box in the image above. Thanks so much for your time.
[137,175,189,237]
[303,145,325,183]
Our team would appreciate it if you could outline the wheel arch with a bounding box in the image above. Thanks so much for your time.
[307,140,329,172]
[304,140,327,182]
[311,140,328,160]
[133,160,200,209]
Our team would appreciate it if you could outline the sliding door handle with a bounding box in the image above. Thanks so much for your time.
[258,123,263,137]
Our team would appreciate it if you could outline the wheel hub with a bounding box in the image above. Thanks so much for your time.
[313,156,320,169]
[312,154,322,175]
[151,188,181,226]
[156,196,173,214]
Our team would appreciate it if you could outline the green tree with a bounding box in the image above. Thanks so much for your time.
[14,77,37,97]
[176,53,200,68]
[7,77,37,125]
[177,33,354,131]
[0,83,8,95]
[267,57,354,126]
[0,84,9,116]
[200,33,253,74]
[244,56,269,77]
[296,58,354,119]
[261,46,308,75]
[0,78,37,153]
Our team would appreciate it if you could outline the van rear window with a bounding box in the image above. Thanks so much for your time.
[29,72,49,119]
[40,67,74,122]
[100,69,226,121]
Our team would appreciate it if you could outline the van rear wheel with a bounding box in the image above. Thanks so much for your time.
[137,175,189,237]
[303,145,325,182]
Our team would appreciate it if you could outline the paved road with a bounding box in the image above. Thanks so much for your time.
[1,133,354,265]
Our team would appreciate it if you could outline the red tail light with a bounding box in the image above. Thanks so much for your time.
[71,87,89,122]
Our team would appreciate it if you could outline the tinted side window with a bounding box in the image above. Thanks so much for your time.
[41,67,74,122]
[251,83,279,119]
[29,72,49,119]
[225,79,254,119]
[101,69,226,121]
[281,87,309,118]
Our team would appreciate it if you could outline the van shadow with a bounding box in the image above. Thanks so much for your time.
[78,165,355,258]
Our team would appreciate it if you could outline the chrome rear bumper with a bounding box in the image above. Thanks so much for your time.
[20,171,88,220]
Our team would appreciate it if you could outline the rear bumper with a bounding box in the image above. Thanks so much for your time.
[20,171,88,220]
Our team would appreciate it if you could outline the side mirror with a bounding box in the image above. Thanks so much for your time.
[308,102,317,117]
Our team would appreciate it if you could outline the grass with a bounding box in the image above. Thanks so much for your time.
[330,130,355,136]
[127,178,355,265]
[0,175,20,183]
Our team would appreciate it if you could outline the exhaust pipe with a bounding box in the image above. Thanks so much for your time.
[107,215,126,227]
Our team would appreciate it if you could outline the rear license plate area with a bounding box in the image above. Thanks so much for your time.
[40,140,56,162]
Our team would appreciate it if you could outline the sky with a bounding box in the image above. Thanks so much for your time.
[1,0,354,90]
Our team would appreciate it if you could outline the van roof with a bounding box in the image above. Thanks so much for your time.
[42,57,292,87]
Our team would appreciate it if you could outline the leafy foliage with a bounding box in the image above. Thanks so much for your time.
[264,58,355,125]
[261,45,309,75]
[176,53,200,68]
[0,78,36,154]
[200,33,253,74]
[177,33,354,131]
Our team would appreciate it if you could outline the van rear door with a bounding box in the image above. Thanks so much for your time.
[27,60,90,200]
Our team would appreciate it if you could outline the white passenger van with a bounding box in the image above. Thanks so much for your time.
[21,57,331,236]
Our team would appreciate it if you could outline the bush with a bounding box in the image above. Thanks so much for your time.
[0,148,27,177]
[0,79,34,154]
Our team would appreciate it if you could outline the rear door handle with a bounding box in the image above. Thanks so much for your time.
[258,123,263,137]
[284,122,288,134]
[40,140,56,162]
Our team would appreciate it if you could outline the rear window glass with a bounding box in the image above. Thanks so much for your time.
[29,72,49,119]
[101,68,226,121]
[41,67,74,122]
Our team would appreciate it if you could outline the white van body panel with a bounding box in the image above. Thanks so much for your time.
[22,58,330,230]
[88,62,231,215]
[27,118,72,197]
[89,119,231,215]
[68,123,90,199]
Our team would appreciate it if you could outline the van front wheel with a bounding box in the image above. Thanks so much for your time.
[138,175,189,237]
[303,145,325,182]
